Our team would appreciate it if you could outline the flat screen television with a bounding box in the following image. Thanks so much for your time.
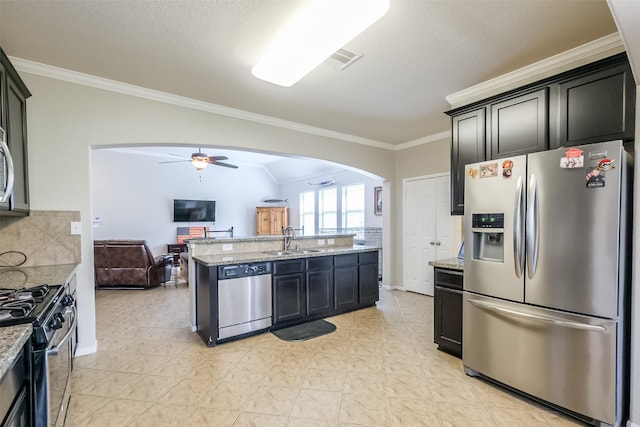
[173,199,216,222]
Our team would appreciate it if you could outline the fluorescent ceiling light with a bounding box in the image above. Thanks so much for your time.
[252,0,390,87]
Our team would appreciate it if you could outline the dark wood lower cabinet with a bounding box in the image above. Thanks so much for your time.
[273,266,306,327]
[306,258,334,317]
[334,266,358,312]
[358,255,379,306]
[272,251,379,329]
[433,267,463,358]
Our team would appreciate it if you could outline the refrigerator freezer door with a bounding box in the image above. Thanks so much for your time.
[525,141,626,318]
[463,293,619,425]
[464,155,526,302]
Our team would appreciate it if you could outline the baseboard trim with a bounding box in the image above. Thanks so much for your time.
[74,342,98,357]
[381,283,404,291]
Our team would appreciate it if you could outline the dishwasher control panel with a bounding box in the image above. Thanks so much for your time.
[219,262,272,279]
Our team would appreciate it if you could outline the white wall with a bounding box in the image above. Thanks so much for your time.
[21,73,395,356]
[91,149,279,254]
[279,169,384,231]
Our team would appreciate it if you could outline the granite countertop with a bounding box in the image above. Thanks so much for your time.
[193,245,380,267]
[0,324,31,380]
[186,233,355,244]
[429,258,464,271]
[0,263,79,290]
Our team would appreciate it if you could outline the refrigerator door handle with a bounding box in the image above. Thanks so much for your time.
[526,174,539,278]
[513,176,525,278]
[467,298,606,332]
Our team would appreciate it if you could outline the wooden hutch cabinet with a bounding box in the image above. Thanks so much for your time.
[256,206,288,235]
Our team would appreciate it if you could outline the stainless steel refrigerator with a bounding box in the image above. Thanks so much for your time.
[463,140,631,427]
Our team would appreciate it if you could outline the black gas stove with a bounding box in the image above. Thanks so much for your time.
[0,282,76,426]
[0,284,72,348]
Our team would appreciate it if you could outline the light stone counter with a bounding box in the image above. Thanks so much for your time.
[428,258,464,271]
[0,263,79,290]
[193,245,379,267]
[0,324,31,381]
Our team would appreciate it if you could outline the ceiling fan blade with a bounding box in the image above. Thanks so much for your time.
[168,153,190,159]
[159,160,190,164]
[212,161,238,169]
[208,156,229,161]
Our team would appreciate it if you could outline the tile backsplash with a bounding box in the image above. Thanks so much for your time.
[0,210,81,267]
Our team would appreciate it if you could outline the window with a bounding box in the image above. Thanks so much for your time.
[342,183,365,235]
[299,191,315,235]
[318,187,337,231]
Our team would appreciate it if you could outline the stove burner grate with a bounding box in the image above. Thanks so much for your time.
[0,285,52,322]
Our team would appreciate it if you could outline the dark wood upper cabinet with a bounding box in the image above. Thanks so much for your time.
[490,88,548,159]
[0,48,31,216]
[450,108,486,215]
[447,53,635,215]
[553,61,635,148]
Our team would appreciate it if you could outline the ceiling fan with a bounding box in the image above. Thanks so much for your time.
[159,148,239,170]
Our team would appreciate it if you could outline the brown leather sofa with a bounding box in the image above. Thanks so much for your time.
[94,240,173,289]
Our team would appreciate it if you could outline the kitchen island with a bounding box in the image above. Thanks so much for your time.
[189,234,380,346]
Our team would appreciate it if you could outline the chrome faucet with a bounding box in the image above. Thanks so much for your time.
[283,226,296,251]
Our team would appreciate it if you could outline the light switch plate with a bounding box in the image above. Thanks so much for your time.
[70,222,82,235]
[222,244,233,251]
[317,239,325,246]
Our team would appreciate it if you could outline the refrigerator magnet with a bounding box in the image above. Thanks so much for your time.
[468,167,479,179]
[586,167,605,188]
[480,163,498,178]
[502,160,513,178]
[560,148,584,169]
[597,158,615,171]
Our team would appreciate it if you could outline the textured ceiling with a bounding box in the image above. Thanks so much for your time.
[0,0,618,146]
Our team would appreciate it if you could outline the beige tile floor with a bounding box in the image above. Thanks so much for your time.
[63,284,585,426]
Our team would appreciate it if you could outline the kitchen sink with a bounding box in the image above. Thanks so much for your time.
[262,249,321,256]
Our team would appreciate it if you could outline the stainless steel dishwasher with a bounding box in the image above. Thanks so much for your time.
[217,262,272,340]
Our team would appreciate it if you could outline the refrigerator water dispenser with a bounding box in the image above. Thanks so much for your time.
[471,213,504,263]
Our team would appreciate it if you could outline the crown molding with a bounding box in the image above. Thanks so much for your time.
[10,56,397,151]
[395,131,450,151]
[446,32,625,109]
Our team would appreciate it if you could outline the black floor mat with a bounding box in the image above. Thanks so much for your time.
[272,319,336,342]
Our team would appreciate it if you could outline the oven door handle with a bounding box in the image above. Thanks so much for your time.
[46,306,77,356]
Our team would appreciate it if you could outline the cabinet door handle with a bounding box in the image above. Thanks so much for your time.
[430,241,435,246]
[435,241,441,246]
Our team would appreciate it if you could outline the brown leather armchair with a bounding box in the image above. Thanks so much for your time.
[94,240,173,289]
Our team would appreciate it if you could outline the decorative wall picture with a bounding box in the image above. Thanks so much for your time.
[374,186,382,215]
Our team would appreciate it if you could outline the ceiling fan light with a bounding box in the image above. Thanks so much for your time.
[191,156,209,170]
[252,0,389,87]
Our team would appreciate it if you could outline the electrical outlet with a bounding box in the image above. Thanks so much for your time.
[70,222,82,235]
[317,239,325,246]
[328,239,335,245]
[222,244,233,251]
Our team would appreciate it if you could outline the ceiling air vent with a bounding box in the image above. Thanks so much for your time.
[330,49,363,70]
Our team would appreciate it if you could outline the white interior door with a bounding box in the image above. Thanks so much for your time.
[403,174,453,295]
